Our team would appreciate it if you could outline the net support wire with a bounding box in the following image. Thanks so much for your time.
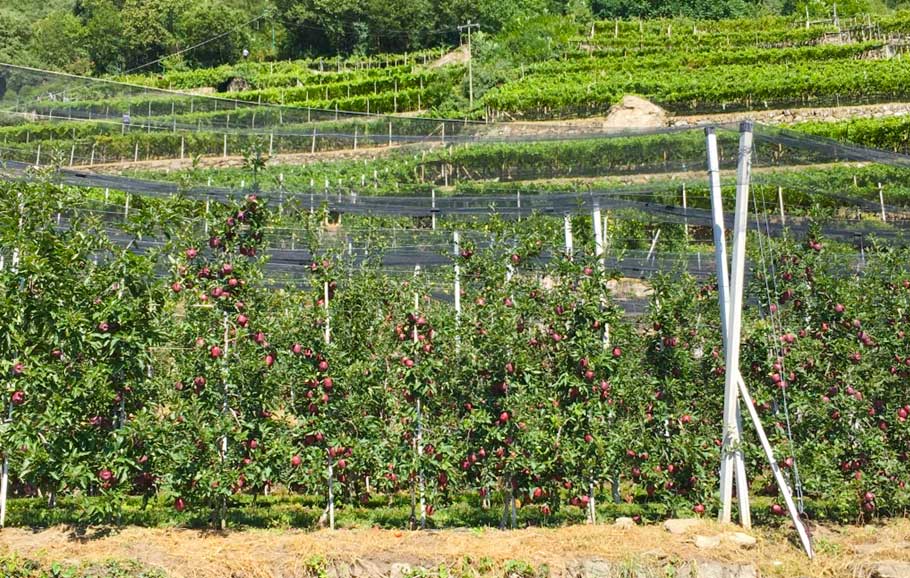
[707,122,814,558]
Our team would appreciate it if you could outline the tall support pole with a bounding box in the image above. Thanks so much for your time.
[778,186,786,225]
[458,21,479,107]
[593,207,604,266]
[707,127,737,524]
[0,252,7,528]
[1,190,24,527]
[682,184,689,244]
[564,214,573,258]
[413,265,426,529]
[219,314,230,530]
[722,122,754,528]
[323,281,331,357]
[593,206,610,349]
[453,232,462,352]
[0,454,7,527]
[324,280,334,530]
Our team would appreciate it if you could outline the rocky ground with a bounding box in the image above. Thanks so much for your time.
[1,518,909,578]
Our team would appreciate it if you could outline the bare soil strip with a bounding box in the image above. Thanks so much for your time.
[1,520,909,578]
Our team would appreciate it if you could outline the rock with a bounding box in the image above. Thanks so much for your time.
[580,559,612,578]
[614,516,635,529]
[868,561,910,578]
[724,532,757,548]
[220,76,250,93]
[694,535,721,550]
[429,45,470,68]
[389,563,412,578]
[689,561,758,578]
[603,95,668,130]
[664,518,702,534]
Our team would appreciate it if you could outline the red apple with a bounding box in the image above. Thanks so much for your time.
[210,346,222,359]
[174,497,186,512]
[291,455,302,467]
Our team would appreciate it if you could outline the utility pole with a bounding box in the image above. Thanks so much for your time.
[458,21,480,107]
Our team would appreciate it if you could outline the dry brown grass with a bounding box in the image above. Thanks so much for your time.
[1,520,909,578]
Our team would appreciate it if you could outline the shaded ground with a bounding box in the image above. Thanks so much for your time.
[2,519,909,578]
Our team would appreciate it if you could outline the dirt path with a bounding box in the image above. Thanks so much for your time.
[479,101,910,139]
[71,99,908,173]
[470,161,870,189]
[670,101,910,128]
[79,142,440,172]
[1,520,908,578]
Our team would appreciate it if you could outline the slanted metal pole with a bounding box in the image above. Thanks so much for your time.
[735,374,814,558]
[723,121,753,528]
[645,229,661,265]
[878,182,887,222]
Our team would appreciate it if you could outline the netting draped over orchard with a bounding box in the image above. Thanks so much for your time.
[1,117,908,294]
[1,65,910,540]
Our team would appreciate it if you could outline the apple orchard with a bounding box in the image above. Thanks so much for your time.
[1,179,909,527]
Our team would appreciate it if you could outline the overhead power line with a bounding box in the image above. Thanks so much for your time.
[123,12,271,75]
